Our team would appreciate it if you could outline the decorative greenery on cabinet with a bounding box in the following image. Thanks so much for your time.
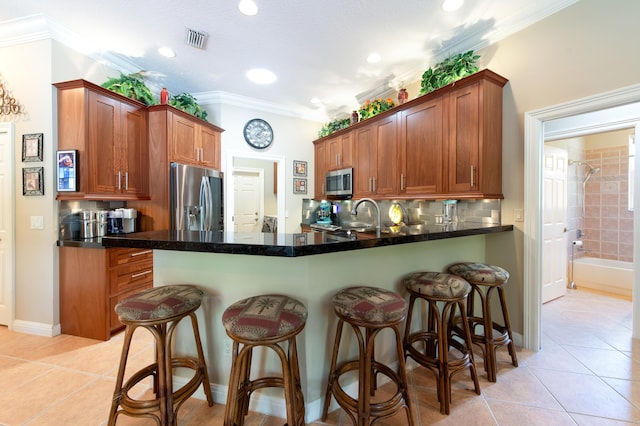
[169,93,208,121]
[419,50,480,95]
[101,72,157,106]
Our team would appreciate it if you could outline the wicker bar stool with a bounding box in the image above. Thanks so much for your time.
[222,294,307,426]
[321,286,414,426]
[108,285,213,426]
[448,262,518,382]
[402,272,480,414]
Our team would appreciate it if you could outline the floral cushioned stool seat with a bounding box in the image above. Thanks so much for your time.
[448,262,518,382]
[402,272,480,414]
[108,285,213,426]
[322,286,414,425]
[222,294,307,426]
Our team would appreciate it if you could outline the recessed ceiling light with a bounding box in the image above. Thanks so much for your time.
[158,47,176,58]
[246,68,277,84]
[310,97,321,104]
[239,0,258,16]
[442,0,463,12]
[367,52,381,64]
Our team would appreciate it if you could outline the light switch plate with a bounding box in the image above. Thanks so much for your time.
[30,215,44,229]
[514,209,524,222]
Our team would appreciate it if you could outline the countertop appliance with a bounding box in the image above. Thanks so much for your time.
[170,162,223,231]
[317,200,332,224]
[326,167,353,198]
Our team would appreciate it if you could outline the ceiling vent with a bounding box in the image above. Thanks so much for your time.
[185,28,209,50]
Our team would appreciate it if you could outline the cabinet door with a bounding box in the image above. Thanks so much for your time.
[120,103,148,196]
[170,113,199,165]
[199,125,221,169]
[353,124,376,197]
[88,91,119,194]
[448,83,480,193]
[399,97,445,195]
[327,133,353,170]
[372,114,399,196]
[314,140,328,198]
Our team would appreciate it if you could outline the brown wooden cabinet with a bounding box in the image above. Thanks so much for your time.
[169,109,222,169]
[353,113,399,198]
[312,69,508,200]
[55,79,149,200]
[60,246,153,340]
[446,76,504,197]
[398,95,445,196]
[128,105,224,231]
[313,139,329,198]
[327,132,353,170]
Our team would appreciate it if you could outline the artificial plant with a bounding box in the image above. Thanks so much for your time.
[169,93,208,121]
[419,50,480,95]
[101,72,157,106]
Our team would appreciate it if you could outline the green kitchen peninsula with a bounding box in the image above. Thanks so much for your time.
[102,225,512,421]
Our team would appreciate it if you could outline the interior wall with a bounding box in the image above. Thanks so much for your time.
[473,0,640,335]
[212,103,320,232]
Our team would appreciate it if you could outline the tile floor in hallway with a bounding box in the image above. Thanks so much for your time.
[1,288,639,425]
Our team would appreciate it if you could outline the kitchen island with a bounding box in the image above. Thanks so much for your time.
[101,224,513,421]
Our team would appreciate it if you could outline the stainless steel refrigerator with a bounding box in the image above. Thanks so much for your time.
[170,162,224,231]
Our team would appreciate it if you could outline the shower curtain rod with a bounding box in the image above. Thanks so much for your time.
[568,154,635,163]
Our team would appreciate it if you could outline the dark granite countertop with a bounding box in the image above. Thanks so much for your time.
[92,223,513,257]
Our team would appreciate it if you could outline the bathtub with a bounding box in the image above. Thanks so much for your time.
[572,257,633,297]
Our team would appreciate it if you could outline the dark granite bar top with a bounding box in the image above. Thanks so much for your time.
[93,223,513,257]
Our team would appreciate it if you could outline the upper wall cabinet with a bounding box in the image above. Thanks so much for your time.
[162,107,223,169]
[55,79,149,200]
[312,69,508,200]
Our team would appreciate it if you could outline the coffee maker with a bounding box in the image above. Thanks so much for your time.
[317,200,332,224]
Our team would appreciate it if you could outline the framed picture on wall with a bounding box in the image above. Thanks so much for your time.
[293,160,307,177]
[23,166,44,196]
[22,133,43,162]
[57,150,78,192]
[293,178,307,194]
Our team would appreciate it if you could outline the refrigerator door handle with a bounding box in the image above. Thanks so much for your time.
[200,176,212,231]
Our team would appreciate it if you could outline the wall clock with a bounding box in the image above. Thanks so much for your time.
[243,118,274,149]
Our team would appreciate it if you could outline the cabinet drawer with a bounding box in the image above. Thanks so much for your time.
[109,248,153,267]
[110,259,153,295]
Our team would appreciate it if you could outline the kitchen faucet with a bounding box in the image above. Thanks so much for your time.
[351,198,381,237]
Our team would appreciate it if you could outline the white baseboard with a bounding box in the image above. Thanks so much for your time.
[12,320,61,337]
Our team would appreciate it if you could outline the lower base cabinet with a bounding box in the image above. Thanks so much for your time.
[60,246,153,340]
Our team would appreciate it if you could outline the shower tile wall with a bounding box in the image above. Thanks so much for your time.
[583,144,633,262]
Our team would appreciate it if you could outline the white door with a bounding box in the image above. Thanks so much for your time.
[0,123,15,326]
[233,169,263,232]
[542,145,568,303]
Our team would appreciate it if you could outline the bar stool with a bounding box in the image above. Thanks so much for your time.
[222,294,307,426]
[108,285,213,426]
[322,286,414,425]
[448,262,518,382]
[402,271,480,414]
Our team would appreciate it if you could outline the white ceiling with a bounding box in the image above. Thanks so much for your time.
[0,0,577,121]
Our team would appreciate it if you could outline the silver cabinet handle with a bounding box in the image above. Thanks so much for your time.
[125,172,129,190]
[130,250,153,257]
[401,174,405,191]
[372,177,376,193]
[131,270,152,279]
[117,171,122,190]
[470,165,475,188]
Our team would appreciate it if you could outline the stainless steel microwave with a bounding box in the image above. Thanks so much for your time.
[326,167,353,197]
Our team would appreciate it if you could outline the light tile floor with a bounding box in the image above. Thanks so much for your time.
[1,289,639,425]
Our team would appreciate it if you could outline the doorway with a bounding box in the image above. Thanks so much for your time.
[225,151,285,234]
[524,86,640,350]
[233,167,264,232]
[0,122,15,327]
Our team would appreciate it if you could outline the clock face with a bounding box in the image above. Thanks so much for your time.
[243,119,274,149]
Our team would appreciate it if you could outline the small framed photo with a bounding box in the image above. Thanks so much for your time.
[22,133,43,162]
[293,160,307,177]
[23,167,44,196]
[293,233,307,246]
[293,178,307,194]
[57,150,78,192]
